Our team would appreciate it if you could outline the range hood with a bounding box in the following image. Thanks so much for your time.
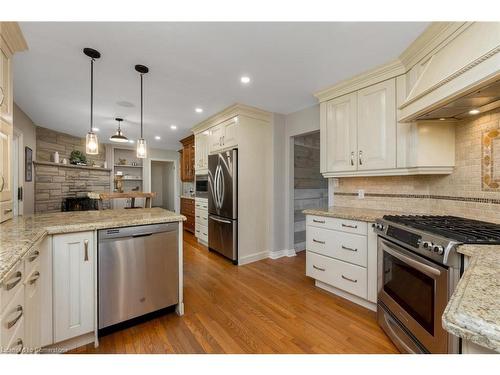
[414,79,500,121]
[398,22,500,123]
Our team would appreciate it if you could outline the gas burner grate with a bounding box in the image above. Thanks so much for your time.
[382,215,500,244]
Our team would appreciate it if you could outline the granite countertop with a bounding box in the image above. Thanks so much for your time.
[180,195,195,200]
[0,208,185,283]
[303,206,399,222]
[442,244,500,352]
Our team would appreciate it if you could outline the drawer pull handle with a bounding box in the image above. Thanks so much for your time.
[4,271,22,291]
[312,219,325,224]
[7,305,23,329]
[15,338,24,354]
[28,250,40,262]
[313,239,325,244]
[203,233,207,236]
[84,240,89,261]
[341,275,357,283]
[313,265,325,272]
[28,271,40,285]
[4,208,13,214]
[342,223,358,229]
[196,215,201,218]
[341,245,358,252]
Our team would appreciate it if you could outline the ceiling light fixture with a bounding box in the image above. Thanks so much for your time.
[128,140,135,144]
[83,47,101,155]
[135,64,149,158]
[439,118,446,121]
[155,136,161,140]
[469,109,480,115]
[195,107,203,113]
[92,127,100,132]
[240,76,251,84]
[170,125,177,130]
[110,118,129,143]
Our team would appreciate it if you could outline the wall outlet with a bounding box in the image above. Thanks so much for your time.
[357,189,365,199]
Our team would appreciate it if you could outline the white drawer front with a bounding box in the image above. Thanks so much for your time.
[306,251,367,299]
[0,286,25,347]
[195,223,208,242]
[195,208,208,227]
[306,215,367,235]
[4,315,25,354]
[0,262,24,314]
[195,199,208,210]
[24,245,41,279]
[306,226,367,267]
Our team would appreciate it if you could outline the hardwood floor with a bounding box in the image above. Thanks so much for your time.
[71,231,398,354]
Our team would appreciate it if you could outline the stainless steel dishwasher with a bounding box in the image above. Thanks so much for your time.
[98,223,179,329]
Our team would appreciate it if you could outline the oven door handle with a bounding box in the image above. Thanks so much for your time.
[380,239,441,278]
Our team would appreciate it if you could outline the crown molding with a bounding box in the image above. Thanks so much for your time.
[313,59,405,103]
[0,22,28,55]
[191,103,272,133]
[399,22,470,70]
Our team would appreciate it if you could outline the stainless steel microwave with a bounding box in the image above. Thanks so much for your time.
[195,174,208,198]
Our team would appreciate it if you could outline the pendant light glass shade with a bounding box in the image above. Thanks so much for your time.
[110,118,129,143]
[136,138,147,158]
[86,132,99,154]
[135,64,149,159]
[84,47,101,155]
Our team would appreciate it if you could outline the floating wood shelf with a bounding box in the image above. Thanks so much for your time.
[33,160,112,172]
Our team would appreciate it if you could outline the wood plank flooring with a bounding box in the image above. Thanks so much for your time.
[71,231,398,354]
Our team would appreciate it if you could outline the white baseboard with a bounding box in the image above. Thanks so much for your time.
[315,280,377,312]
[238,250,270,265]
[268,249,296,259]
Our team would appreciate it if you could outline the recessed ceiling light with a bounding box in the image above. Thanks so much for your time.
[155,136,161,140]
[439,118,446,121]
[195,107,203,113]
[469,109,480,115]
[170,125,177,130]
[128,139,134,144]
[92,127,99,132]
[202,130,210,135]
[240,76,251,84]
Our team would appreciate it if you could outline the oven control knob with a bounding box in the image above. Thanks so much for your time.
[433,245,444,255]
[422,241,433,249]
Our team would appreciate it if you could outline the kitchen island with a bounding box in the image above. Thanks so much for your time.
[0,208,185,353]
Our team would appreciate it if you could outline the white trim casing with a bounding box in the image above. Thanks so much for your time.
[268,249,296,260]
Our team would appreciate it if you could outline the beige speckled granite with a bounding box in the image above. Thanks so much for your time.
[442,244,500,352]
[303,206,399,222]
[0,208,185,283]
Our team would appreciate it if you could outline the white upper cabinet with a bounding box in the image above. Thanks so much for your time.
[194,132,209,173]
[321,93,357,173]
[207,117,238,154]
[53,232,94,343]
[357,79,396,170]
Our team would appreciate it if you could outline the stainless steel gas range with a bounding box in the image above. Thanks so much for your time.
[373,215,500,354]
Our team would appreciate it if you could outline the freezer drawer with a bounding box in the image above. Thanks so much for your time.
[98,223,179,329]
[208,215,237,263]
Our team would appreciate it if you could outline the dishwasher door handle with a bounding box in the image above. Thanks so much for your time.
[132,232,154,238]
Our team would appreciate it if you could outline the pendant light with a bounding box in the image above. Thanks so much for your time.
[110,117,129,143]
[83,48,101,155]
[135,64,149,158]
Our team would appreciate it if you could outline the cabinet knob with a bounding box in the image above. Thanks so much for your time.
[84,240,89,261]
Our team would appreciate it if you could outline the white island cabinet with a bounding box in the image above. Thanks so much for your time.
[305,214,378,311]
[53,231,95,344]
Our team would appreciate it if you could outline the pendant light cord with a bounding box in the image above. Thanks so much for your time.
[140,73,144,138]
[90,58,94,132]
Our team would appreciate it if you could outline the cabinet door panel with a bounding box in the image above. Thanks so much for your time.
[53,232,94,343]
[24,268,41,351]
[0,118,12,203]
[208,125,223,153]
[357,79,396,170]
[222,118,237,149]
[0,42,12,121]
[325,93,357,172]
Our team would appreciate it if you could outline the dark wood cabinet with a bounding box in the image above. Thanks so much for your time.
[180,197,195,233]
[179,135,195,182]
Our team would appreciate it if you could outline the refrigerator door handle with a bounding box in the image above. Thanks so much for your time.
[209,215,232,224]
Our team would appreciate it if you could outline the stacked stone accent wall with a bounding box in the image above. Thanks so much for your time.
[34,127,110,213]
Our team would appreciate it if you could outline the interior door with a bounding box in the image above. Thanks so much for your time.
[357,79,396,170]
[324,93,357,172]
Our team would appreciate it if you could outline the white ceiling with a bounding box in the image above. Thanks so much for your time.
[14,22,428,150]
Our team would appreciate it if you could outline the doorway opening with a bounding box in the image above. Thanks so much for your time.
[292,131,327,252]
[150,160,176,211]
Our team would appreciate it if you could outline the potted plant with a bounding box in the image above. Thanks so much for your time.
[69,150,87,165]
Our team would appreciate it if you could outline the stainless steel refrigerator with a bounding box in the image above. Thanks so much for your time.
[208,149,238,264]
